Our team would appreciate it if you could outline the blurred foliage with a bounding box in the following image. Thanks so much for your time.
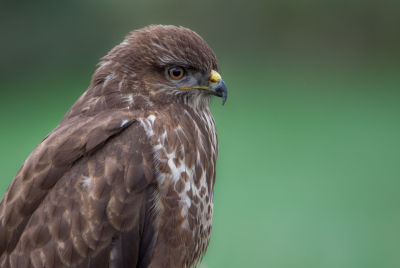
[0,1,399,267]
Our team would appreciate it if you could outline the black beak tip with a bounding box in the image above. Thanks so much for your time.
[214,79,228,106]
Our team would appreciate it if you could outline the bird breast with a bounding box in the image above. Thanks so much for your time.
[137,104,218,265]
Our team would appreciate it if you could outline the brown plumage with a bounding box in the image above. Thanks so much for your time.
[0,25,227,268]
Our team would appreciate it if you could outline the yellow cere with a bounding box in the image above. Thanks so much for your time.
[209,70,221,86]
[181,70,221,90]
[181,70,222,91]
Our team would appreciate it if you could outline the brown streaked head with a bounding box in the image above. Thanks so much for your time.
[93,25,227,109]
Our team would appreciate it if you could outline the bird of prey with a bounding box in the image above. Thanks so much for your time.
[0,25,227,268]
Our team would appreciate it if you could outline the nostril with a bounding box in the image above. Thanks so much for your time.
[209,70,222,85]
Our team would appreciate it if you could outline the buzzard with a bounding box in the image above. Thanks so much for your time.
[0,25,227,268]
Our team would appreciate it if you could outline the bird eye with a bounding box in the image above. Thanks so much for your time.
[168,67,185,80]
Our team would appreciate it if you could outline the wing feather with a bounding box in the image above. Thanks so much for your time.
[1,121,157,267]
[0,79,158,267]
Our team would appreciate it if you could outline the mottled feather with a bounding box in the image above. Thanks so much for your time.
[0,25,222,268]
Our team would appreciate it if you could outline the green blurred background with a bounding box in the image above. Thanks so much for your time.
[1,1,399,267]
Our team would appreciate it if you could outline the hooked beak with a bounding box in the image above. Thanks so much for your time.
[208,70,228,105]
[209,78,228,105]
[181,70,228,105]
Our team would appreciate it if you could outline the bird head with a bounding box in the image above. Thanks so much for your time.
[93,25,227,110]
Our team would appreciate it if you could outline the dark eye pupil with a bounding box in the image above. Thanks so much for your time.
[172,68,181,77]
